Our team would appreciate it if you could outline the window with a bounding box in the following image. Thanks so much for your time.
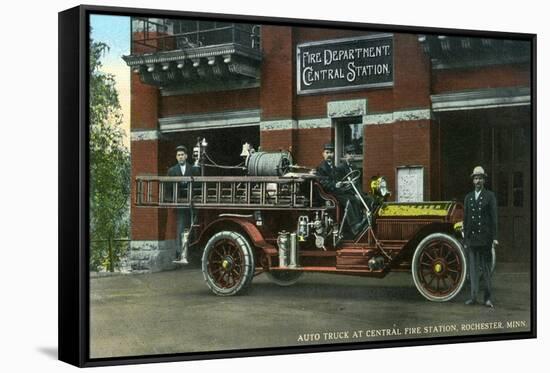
[497,171,509,207]
[513,171,524,207]
[512,127,529,161]
[335,116,364,170]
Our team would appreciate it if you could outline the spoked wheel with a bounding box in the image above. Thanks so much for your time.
[201,231,255,296]
[266,271,304,286]
[412,233,467,302]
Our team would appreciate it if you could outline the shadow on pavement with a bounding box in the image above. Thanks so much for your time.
[36,346,58,360]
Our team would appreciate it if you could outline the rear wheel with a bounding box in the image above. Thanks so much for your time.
[201,231,255,296]
[266,271,303,286]
[412,233,467,302]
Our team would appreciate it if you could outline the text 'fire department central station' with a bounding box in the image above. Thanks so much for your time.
[123,18,531,272]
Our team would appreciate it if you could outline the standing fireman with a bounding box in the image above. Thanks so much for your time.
[167,145,197,264]
[463,166,499,308]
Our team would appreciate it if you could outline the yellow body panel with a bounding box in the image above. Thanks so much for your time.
[378,202,452,217]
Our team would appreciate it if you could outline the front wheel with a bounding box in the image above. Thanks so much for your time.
[201,231,255,296]
[266,271,303,286]
[411,233,467,302]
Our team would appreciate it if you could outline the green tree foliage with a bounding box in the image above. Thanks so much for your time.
[89,37,131,271]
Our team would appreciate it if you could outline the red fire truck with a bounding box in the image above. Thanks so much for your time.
[135,142,467,302]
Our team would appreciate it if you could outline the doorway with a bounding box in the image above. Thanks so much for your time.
[439,106,532,262]
[166,125,260,176]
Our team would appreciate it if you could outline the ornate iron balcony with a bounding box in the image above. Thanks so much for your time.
[123,18,262,94]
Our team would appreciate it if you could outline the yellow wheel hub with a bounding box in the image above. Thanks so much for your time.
[222,260,229,269]
[434,263,443,273]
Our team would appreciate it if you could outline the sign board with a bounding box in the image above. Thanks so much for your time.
[397,166,424,202]
[297,34,394,95]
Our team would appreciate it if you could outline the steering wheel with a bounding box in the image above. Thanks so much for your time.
[337,169,361,192]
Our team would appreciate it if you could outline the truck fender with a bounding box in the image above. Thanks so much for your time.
[392,222,456,264]
[194,217,274,251]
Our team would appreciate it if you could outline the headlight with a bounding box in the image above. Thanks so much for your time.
[379,178,390,197]
[371,176,391,198]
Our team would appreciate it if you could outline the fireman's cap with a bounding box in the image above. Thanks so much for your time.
[470,166,487,178]
[175,145,188,154]
[344,144,356,154]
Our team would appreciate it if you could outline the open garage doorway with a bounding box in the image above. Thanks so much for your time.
[164,125,260,176]
[438,106,531,263]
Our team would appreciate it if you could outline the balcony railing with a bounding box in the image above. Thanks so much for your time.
[132,18,261,53]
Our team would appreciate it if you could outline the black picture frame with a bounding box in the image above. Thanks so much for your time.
[59,4,537,367]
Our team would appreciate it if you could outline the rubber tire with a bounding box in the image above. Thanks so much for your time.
[201,231,255,296]
[266,271,304,286]
[412,233,467,302]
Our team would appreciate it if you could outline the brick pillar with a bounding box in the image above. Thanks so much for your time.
[129,36,177,272]
[259,26,296,153]
[363,34,438,201]
[295,127,334,168]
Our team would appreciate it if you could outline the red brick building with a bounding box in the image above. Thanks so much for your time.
[123,18,531,271]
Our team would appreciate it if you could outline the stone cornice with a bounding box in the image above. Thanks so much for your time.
[298,118,332,129]
[260,109,433,130]
[431,87,531,112]
[363,109,433,125]
[159,109,260,132]
[327,99,368,118]
[122,43,262,91]
[260,120,298,131]
[130,129,160,141]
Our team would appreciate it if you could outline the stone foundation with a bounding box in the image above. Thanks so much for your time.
[129,240,177,273]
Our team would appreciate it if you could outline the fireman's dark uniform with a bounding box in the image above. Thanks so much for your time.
[317,159,364,235]
[464,187,498,304]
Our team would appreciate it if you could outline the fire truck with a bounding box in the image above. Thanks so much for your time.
[135,139,468,302]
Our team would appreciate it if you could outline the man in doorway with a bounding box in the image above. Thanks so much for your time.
[463,166,499,308]
[167,145,197,264]
[316,143,366,236]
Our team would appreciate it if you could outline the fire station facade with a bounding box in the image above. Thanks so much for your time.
[124,19,532,271]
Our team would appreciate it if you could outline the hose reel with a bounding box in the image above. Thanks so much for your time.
[246,151,293,176]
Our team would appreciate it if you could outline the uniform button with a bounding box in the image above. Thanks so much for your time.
[478,230,481,232]
[479,222,481,225]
